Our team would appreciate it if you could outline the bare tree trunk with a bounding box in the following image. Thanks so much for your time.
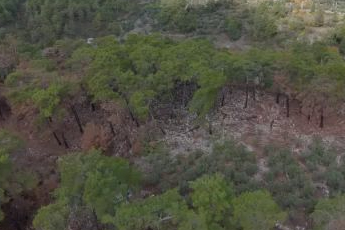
[320,107,324,128]
[286,96,290,118]
[53,132,62,146]
[123,96,139,127]
[221,91,225,107]
[126,135,132,149]
[91,103,96,112]
[244,77,249,109]
[159,126,166,135]
[0,107,3,120]
[208,120,213,135]
[61,132,69,149]
[109,122,116,136]
[252,86,256,102]
[92,210,100,230]
[276,93,280,104]
[182,82,187,107]
[71,105,84,134]
[129,109,140,127]
[270,119,274,130]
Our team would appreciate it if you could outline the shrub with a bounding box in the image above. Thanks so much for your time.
[225,17,242,41]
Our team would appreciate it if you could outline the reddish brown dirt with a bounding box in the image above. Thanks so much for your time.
[0,89,138,230]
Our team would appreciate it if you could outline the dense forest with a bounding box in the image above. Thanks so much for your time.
[1,0,345,230]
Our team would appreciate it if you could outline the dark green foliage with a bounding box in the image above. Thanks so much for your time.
[113,174,234,230]
[249,3,277,41]
[302,139,337,172]
[69,34,232,120]
[142,141,259,194]
[0,0,24,26]
[24,0,139,44]
[0,130,36,222]
[301,139,345,195]
[225,16,242,41]
[157,0,231,34]
[265,148,315,210]
[158,1,198,33]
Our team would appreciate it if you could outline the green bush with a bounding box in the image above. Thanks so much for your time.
[4,71,23,87]
[142,140,259,194]
[158,3,198,33]
[249,3,277,41]
[314,10,325,27]
[225,17,242,41]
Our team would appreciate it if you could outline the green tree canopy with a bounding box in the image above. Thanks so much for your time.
[0,129,25,222]
[233,190,287,230]
[312,194,345,230]
[190,174,234,229]
[33,149,140,229]
[113,189,205,230]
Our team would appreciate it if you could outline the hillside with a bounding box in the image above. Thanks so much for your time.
[1,0,345,230]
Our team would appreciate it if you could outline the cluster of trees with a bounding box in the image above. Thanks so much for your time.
[0,0,140,44]
[0,129,36,222]
[4,34,345,131]
[33,149,140,230]
[112,176,286,230]
[31,139,345,230]
[33,152,287,230]
[25,0,139,44]
[70,35,345,124]
[312,194,345,230]
[0,0,23,27]
[65,35,281,121]
[0,0,284,45]
[141,140,345,228]
[143,141,259,193]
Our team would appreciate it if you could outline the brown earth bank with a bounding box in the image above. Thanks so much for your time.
[0,86,345,230]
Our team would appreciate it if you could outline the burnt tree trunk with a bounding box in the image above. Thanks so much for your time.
[244,77,249,109]
[71,105,84,134]
[109,122,116,137]
[286,96,290,118]
[61,132,69,149]
[252,86,256,102]
[182,82,187,107]
[276,93,280,104]
[208,120,213,135]
[123,96,139,127]
[129,109,139,127]
[270,119,274,130]
[92,210,100,230]
[221,91,225,107]
[53,132,62,146]
[126,135,132,149]
[159,126,166,135]
[0,107,3,120]
[320,108,324,128]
